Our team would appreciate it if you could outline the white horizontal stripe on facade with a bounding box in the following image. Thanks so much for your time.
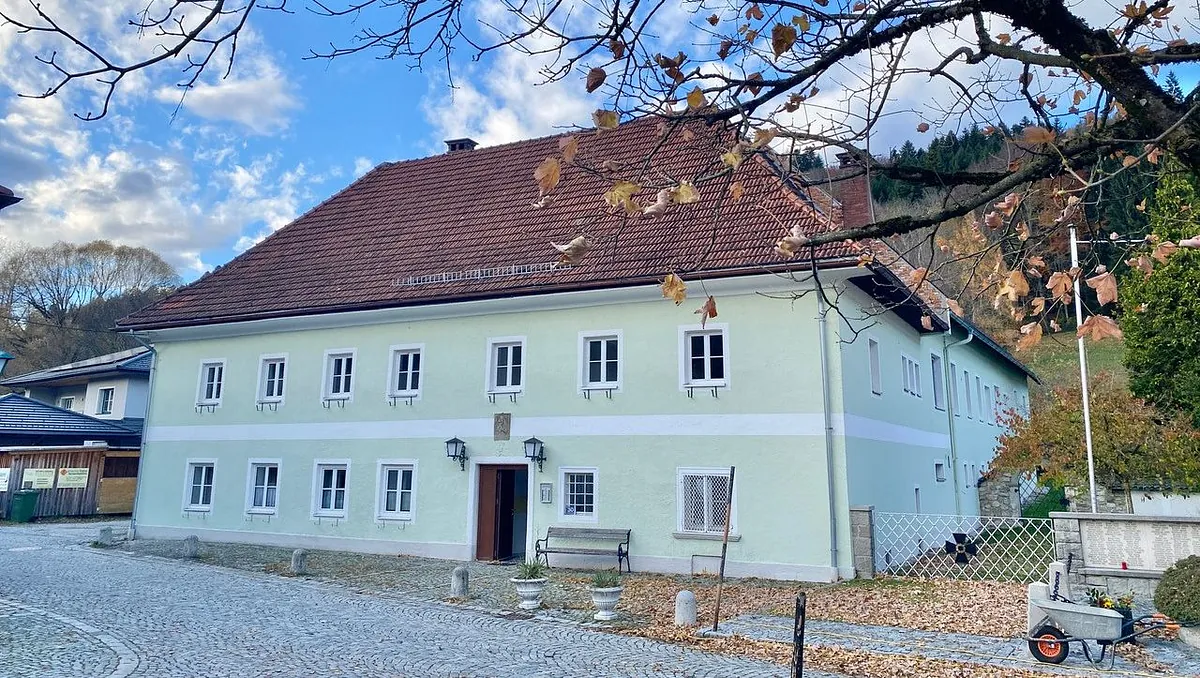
[145,413,950,448]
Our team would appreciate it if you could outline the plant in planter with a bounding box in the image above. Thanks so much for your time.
[589,570,623,621]
[511,560,548,610]
[1086,588,1136,639]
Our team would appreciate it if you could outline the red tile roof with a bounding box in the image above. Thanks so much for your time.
[119,118,861,330]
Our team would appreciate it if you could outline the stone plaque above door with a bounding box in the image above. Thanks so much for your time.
[494,413,511,441]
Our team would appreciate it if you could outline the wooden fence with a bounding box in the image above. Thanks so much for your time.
[0,447,139,518]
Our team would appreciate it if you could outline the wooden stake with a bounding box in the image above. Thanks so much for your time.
[712,465,735,632]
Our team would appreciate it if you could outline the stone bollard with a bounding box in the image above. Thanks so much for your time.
[290,549,309,576]
[675,590,698,626]
[182,535,200,559]
[451,566,469,598]
[97,527,114,547]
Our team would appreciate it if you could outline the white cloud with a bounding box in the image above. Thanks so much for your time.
[156,52,299,136]
[353,157,374,177]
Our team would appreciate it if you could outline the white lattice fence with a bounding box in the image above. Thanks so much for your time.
[874,512,1054,582]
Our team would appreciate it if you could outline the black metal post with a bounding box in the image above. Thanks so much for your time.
[711,465,736,632]
[791,592,807,677]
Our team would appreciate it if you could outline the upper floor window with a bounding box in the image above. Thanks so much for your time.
[258,356,287,403]
[682,326,728,386]
[983,384,993,424]
[323,351,355,400]
[58,396,75,410]
[581,333,620,390]
[930,354,945,411]
[868,338,882,395]
[963,370,974,418]
[975,375,984,419]
[197,361,225,406]
[96,387,115,415]
[488,338,524,393]
[185,461,215,511]
[949,362,960,415]
[388,346,423,397]
[901,356,921,397]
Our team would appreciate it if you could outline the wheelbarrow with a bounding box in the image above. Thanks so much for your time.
[1026,560,1183,666]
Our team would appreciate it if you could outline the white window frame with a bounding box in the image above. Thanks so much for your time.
[964,370,974,419]
[578,331,622,392]
[930,353,945,411]
[983,384,993,425]
[96,387,116,415]
[868,337,882,396]
[245,458,281,515]
[195,360,226,407]
[375,459,417,521]
[934,460,947,483]
[949,362,960,416]
[676,467,738,536]
[322,349,357,402]
[901,355,921,397]
[975,375,984,422]
[678,323,730,389]
[558,466,599,523]
[58,396,74,410]
[485,336,526,395]
[256,354,288,405]
[311,459,350,518]
[183,458,217,512]
[387,344,425,400]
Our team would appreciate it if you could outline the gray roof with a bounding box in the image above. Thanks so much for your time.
[0,347,152,388]
[0,393,139,437]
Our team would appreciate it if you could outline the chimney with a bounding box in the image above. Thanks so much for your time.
[444,138,479,153]
[827,148,873,229]
[835,152,857,168]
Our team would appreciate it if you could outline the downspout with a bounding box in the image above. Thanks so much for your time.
[128,332,157,540]
[943,311,973,516]
[815,290,840,579]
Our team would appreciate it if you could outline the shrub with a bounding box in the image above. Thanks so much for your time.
[591,570,621,588]
[515,560,546,580]
[1154,555,1200,622]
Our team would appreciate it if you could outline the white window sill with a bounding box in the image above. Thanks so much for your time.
[487,389,524,395]
[683,381,727,389]
[323,395,352,402]
[582,384,620,391]
[376,514,413,522]
[246,508,276,515]
[183,506,212,513]
[387,391,421,399]
[313,512,346,519]
[256,399,283,406]
[194,402,221,408]
[673,531,740,542]
[559,513,598,523]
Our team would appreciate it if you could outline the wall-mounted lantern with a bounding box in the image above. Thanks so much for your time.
[523,436,546,473]
[445,437,468,471]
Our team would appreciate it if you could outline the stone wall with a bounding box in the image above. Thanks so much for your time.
[978,472,1021,518]
[1051,512,1200,612]
[1064,485,1132,514]
[849,505,875,579]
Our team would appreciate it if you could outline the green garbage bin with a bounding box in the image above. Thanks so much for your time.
[9,489,40,523]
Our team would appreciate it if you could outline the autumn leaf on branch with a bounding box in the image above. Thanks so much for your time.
[695,296,718,328]
[603,181,641,214]
[920,315,934,331]
[1020,126,1056,145]
[998,270,1030,303]
[774,225,810,258]
[534,157,560,196]
[1086,270,1118,306]
[1179,235,1200,249]
[771,23,797,58]
[946,299,964,317]
[1077,315,1123,342]
[642,188,673,217]
[673,181,699,204]
[551,235,592,265]
[686,87,706,110]
[661,273,687,305]
[1047,271,1074,304]
[585,67,606,93]
[1152,241,1178,263]
[1127,254,1154,278]
[916,122,930,133]
[558,136,579,163]
[728,182,745,201]
[1017,321,1043,352]
[592,109,619,129]
[906,267,928,289]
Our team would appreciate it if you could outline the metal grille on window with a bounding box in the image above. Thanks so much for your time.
[565,472,594,515]
[682,474,728,533]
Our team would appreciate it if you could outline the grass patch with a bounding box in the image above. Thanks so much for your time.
[1020,331,1126,390]
[1022,486,1067,519]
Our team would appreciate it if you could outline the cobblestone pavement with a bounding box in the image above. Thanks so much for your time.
[0,524,809,678]
[722,614,1200,676]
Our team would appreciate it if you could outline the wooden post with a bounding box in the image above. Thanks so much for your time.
[791,592,807,678]
[711,465,735,632]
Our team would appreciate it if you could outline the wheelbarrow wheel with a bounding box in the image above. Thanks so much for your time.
[1029,626,1069,664]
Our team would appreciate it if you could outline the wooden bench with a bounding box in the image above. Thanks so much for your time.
[535,527,631,573]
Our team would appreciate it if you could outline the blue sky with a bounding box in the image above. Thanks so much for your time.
[0,1,1196,280]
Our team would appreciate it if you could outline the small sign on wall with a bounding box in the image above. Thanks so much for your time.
[494,413,511,441]
[0,468,9,491]
[21,468,55,489]
[56,468,89,489]
[539,482,553,504]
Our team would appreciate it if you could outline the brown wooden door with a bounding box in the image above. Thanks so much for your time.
[476,467,498,560]
[495,469,516,561]
[476,464,526,561]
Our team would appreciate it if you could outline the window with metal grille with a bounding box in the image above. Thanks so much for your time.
[390,348,422,395]
[102,456,138,478]
[97,387,115,414]
[325,353,354,399]
[378,464,414,518]
[868,338,882,395]
[489,340,524,392]
[583,336,619,388]
[249,463,278,512]
[678,470,733,535]
[259,358,286,402]
[562,470,595,518]
[198,362,224,405]
[186,462,214,509]
[685,330,726,384]
[315,464,347,516]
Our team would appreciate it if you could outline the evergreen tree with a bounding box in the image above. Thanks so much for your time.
[1165,71,1185,104]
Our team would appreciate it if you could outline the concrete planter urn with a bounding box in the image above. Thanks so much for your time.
[589,586,624,621]
[511,577,548,610]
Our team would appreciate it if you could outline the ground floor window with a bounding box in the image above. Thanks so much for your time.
[185,461,215,510]
[248,462,279,513]
[314,462,348,517]
[559,467,597,520]
[677,468,735,535]
[377,463,415,519]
